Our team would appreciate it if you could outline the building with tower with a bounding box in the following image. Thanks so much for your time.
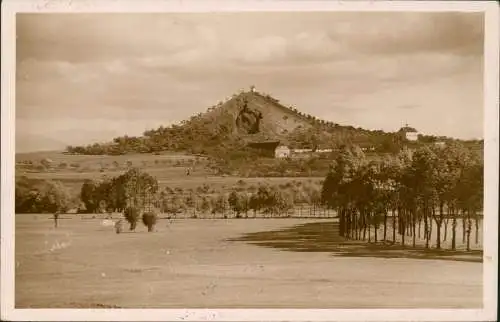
[399,124,419,141]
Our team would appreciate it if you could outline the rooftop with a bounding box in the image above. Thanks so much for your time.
[399,124,418,133]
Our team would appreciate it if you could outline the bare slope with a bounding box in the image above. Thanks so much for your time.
[193,90,316,143]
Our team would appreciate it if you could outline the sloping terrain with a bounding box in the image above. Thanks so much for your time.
[194,90,316,143]
[64,88,343,155]
[62,88,483,157]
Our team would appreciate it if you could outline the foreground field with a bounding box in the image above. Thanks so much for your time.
[16,216,482,308]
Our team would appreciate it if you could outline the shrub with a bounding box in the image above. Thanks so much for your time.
[142,211,158,232]
[124,206,140,231]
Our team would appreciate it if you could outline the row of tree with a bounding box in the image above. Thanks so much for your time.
[78,168,329,218]
[321,143,483,250]
[77,168,318,231]
[158,187,296,218]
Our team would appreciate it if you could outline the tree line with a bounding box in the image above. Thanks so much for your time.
[321,143,483,251]
[74,168,327,232]
[15,170,328,218]
[78,170,329,218]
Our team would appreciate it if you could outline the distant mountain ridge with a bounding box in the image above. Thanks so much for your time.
[16,133,68,153]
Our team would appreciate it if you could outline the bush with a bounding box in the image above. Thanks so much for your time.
[142,211,158,232]
[124,206,140,231]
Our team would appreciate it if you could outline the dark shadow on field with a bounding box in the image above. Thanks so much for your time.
[228,222,483,263]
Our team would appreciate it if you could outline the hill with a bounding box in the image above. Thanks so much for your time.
[64,88,319,156]
[64,87,423,157]
[56,86,482,170]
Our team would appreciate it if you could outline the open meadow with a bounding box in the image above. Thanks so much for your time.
[15,151,326,196]
[15,214,482,309]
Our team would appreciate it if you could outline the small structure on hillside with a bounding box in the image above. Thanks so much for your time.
[275,145,291,158]
[434,141,446,148]
[250,85,256,93]
[292,148,313,154]
[289,148,333,158]
[247,141,281,158]
[399,124,419,141]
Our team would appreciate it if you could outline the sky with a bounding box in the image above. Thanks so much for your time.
[15,12,484,152]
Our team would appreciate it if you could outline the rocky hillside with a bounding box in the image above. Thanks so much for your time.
[195,89,319,141]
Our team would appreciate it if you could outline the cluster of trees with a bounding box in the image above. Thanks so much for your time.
[284,125,420,155]
[15,177,74,213]
[226,183,324,218]
[80,168,159,213]
[76,168,328,219]
[154,185,297,218]
[79,168,161,232]
[74,168,328,228]
[66,107,238,156]
[321,143,483,250]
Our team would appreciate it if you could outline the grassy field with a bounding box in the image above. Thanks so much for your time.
[16,215,482,308]
[16,151,325,195]
[16,150,199,164]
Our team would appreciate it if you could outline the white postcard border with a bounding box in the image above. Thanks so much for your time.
[1,1,498,321]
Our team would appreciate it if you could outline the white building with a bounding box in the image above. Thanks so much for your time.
[406,132,419,141]
[292,148,313,154]
[275,145,291,158]
[399,124,419,142]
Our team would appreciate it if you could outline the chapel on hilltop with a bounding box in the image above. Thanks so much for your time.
[399,124,419,141]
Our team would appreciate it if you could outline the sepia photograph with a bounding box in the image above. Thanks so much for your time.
[1,0,498,321]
